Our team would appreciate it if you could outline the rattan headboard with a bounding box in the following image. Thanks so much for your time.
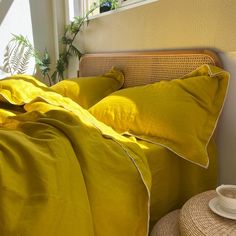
[79,50,222,88]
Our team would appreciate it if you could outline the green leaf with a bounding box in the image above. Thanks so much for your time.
[51,71,58,84]
[73,16,83,26]
[69,45,82,59]
[67,21,78,34]
[61,35,73,45]
[56,55,66,80]
[36,50,51,76]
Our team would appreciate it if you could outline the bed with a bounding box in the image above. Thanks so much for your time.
[0,49,229,236]
[79,50,227,229]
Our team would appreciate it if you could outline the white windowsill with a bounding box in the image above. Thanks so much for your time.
[89,0,159,20]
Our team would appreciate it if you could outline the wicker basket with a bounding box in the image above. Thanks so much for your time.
[150,209,181,236]
[180,191,236,236]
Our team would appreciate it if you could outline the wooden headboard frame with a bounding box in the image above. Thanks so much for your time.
[79,50,222,88]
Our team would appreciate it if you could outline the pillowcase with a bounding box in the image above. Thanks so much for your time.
[51,67,124,109]
[89,65,229,168]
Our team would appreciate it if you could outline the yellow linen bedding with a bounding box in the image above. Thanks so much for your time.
[0,75,151,236]
[135,137,217,230]
[90,65,229,168]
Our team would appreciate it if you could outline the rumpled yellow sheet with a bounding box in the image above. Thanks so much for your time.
[0,75,151,236]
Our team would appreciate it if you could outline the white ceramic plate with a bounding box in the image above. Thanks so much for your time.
[209,197,236,220]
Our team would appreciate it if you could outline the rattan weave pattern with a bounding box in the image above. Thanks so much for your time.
[179,191,236,236]
[150,209,180,236]
[79,50,221,88]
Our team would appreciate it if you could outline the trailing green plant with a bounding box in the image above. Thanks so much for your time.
[2,0,114,85]
[110,0,119,9]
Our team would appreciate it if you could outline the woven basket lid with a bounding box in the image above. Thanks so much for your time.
[180,190,236,236]
[150,209,180,236]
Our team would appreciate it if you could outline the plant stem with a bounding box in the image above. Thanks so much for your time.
[46,73,52,86]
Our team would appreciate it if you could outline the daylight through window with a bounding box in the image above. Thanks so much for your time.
[68,0,158,19]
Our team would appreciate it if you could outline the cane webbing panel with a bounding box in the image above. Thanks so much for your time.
[79,50,222,88]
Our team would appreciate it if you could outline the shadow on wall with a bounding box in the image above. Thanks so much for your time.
[28,0,56,81]
[0,0,13,26]
[217,52,236,185]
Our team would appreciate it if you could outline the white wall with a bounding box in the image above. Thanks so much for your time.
[29,0,56,73]
[0,0,35,77]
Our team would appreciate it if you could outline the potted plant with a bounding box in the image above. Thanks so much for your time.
[100,0,118,13]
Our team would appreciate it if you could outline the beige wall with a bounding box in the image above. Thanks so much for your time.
[78,0,236,184]
[79,0,236,52]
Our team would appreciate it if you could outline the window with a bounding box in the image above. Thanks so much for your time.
[121,0,145,7]
[67,0,158,20]
[118,0,158,12]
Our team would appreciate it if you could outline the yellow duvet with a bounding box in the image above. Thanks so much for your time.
[135,138,217,230]
[0,75,151,236]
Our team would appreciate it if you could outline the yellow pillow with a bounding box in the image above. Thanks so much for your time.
[51,67,124,109]
[89,65,229,168]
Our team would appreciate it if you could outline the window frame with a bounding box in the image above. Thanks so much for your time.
[67,0,159,21]
[118,0,158,12]
[120,0,144,8]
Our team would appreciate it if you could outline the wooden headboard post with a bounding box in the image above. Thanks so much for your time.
[79,50,222,88]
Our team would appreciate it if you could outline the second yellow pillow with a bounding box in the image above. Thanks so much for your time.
[51,67,124,109]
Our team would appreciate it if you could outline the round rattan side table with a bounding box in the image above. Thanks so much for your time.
[179,190,236,236]
[150,209,180,236]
